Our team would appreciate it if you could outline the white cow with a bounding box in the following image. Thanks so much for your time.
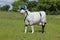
[18,9,46,33]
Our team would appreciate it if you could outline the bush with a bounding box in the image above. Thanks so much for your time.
[0,0,60,15]
[56,2,60,10]
[12,0,26,11]
[0,5,9,11]
[27,1,38,11]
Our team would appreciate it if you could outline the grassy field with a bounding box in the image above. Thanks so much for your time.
[0,11,60,40]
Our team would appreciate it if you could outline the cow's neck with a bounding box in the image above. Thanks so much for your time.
[24,11,28,21]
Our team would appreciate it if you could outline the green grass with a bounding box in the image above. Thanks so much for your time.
[0,11,60,40]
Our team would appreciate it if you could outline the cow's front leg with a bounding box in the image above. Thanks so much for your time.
[24,25,28,33]
[24,20,29,33]
[31,25,34,34]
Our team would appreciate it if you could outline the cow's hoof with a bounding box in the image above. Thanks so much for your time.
[32,32,34,34]
[42,31,44,33]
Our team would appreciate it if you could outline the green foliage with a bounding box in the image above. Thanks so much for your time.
[12,0,25,11]
[31,7,38,11]
[56,2,60,10]
[27,1,38,11]
[22,0,28,2]
[0,5,9,11]
[0,0,60,15]
[26,1,60,15]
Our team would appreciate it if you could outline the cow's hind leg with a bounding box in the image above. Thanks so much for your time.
[42,24,45,33]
